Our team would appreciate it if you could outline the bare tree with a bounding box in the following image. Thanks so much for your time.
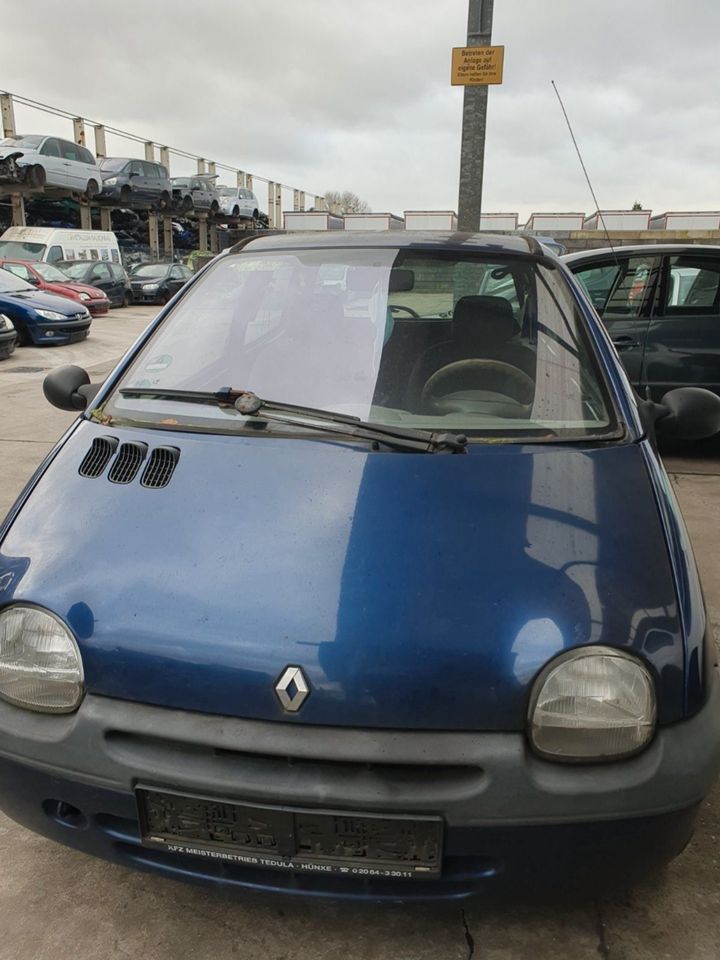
[325,190,371,214]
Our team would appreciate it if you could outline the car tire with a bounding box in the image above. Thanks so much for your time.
[86,179,99,199]
[182,196,193,213]
[232,206,240,218]
[159,191,171,210]
[122,292,132,308]
[28,165,46,189]
[252,209,259,220]
[211,201,219,214]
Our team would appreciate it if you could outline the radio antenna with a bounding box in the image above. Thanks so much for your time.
[551,80,618,264]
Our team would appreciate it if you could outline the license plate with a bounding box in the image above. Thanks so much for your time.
[136,787,443,880]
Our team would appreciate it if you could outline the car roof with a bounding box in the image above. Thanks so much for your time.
[232,231,546,257]
[563,244,720,264]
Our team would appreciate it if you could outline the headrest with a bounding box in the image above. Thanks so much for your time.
[453,295,518,344]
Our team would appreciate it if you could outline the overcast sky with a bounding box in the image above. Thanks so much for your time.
[3,0,720,220]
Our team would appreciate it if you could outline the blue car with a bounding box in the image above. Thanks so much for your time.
[1,232,720,901]
[0,266,91,345]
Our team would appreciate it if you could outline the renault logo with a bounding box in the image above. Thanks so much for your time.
[275,666,310,712]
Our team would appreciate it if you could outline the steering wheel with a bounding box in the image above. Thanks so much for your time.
[389,304,420,319]
[421,359,535,412]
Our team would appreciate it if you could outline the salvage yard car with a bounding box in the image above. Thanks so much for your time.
[0,259,110,316]
[0,134,102,197]
[0,265,91,345]
[0,313,17,358]
[129,261,193,304]
[565,244,720,401]
[1,232,720,901]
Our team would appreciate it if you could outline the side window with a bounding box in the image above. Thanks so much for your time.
[665,256,720,312]
[60,141,79,162]
[129,160,144,177]
[40,138,61,158]
[78,146,95,165]
[146,163,161,178]
[575,257,658,318]
[47,245,63,263]
[92,263,111,280]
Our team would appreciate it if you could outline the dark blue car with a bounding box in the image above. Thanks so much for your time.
[1,232,720,901]
[0,266,91,345]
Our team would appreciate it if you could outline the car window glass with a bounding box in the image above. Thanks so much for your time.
[129,160,144,176]
[40,138,61,158]
[92,264,111,280]
[575,257,656,318]
[2,263,32,281]
[47,245,63,263]
[61,141,79,162]
[78,146,95,164]
[666,256,720,312]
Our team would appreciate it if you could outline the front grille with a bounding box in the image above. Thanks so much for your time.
[141,446,180,488]
[108,442,148,484]
[78,436,118,478]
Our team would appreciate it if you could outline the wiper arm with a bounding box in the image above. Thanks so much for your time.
[119,387,468,454]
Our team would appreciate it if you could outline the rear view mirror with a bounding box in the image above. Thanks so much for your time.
[653,387,720,441]
[389,269,415,293]
[43,365,100,411]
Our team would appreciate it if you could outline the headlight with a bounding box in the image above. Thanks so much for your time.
[0,606,84,713]
[78,292,91,301]
[36,309,66,321]
[104,177,117,186]
[528,647,656,762]
[0,313,14,331]
[142,283,159,291]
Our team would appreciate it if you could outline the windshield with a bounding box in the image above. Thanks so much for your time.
[0,268,33,292]
[172,178,190,187]
[104,247,617,441]
[217,187,236,196]
[99,158,128,172]
[33,263,70,282]
[0,135,43,149]
[0,241,46,261]
[58,262,89,279]
[131,264,169,278]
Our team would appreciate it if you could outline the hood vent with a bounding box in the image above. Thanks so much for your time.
[78,436,119,478]
[141,446,180,489]
[108,442,148,484]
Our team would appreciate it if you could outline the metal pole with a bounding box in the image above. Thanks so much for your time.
[457,0,494,232]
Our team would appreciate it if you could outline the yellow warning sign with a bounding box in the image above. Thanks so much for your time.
[451,45,505,86]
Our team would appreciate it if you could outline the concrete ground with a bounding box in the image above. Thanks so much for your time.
[1,315,719,960]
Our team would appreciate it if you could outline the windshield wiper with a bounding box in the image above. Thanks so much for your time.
[118,387,468,454]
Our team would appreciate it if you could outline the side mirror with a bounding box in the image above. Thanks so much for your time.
[649,387,720,442]
[43,365,100,411]
[29,276,41,286]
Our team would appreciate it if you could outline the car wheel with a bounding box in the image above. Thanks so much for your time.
[28,165,46,189]
[232,206,240,218]
[211,201,219,214]
[159,191,171,210]
[252,209,259,220]
[86,179,99,199]
[182,196,193,213]
[122,292,132,308]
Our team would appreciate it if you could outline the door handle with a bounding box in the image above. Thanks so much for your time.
[612,335,640,350]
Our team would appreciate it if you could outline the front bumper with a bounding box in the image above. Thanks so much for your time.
[87,299,110,316]
[130,288,162,304]
[1,674,719,901]
[29,315,91,345]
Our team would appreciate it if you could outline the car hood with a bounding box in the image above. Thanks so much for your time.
[0,289,88,314]
[0,147,29,160]
[0,423,683,731]
[45,281,108,299]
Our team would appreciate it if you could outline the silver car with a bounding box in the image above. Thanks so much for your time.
[217,186,260,219]
[0,135,102,197]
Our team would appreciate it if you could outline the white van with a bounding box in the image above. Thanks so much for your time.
[0,227,121,265]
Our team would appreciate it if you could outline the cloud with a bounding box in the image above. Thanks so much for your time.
[2,0,720,219]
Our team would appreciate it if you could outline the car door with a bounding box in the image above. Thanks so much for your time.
[38,138,68,187]
[58,140,84,190]
[88,262,114,298]
[641,252,720,400]
[572,253,661,388]
[167,265,188,296]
